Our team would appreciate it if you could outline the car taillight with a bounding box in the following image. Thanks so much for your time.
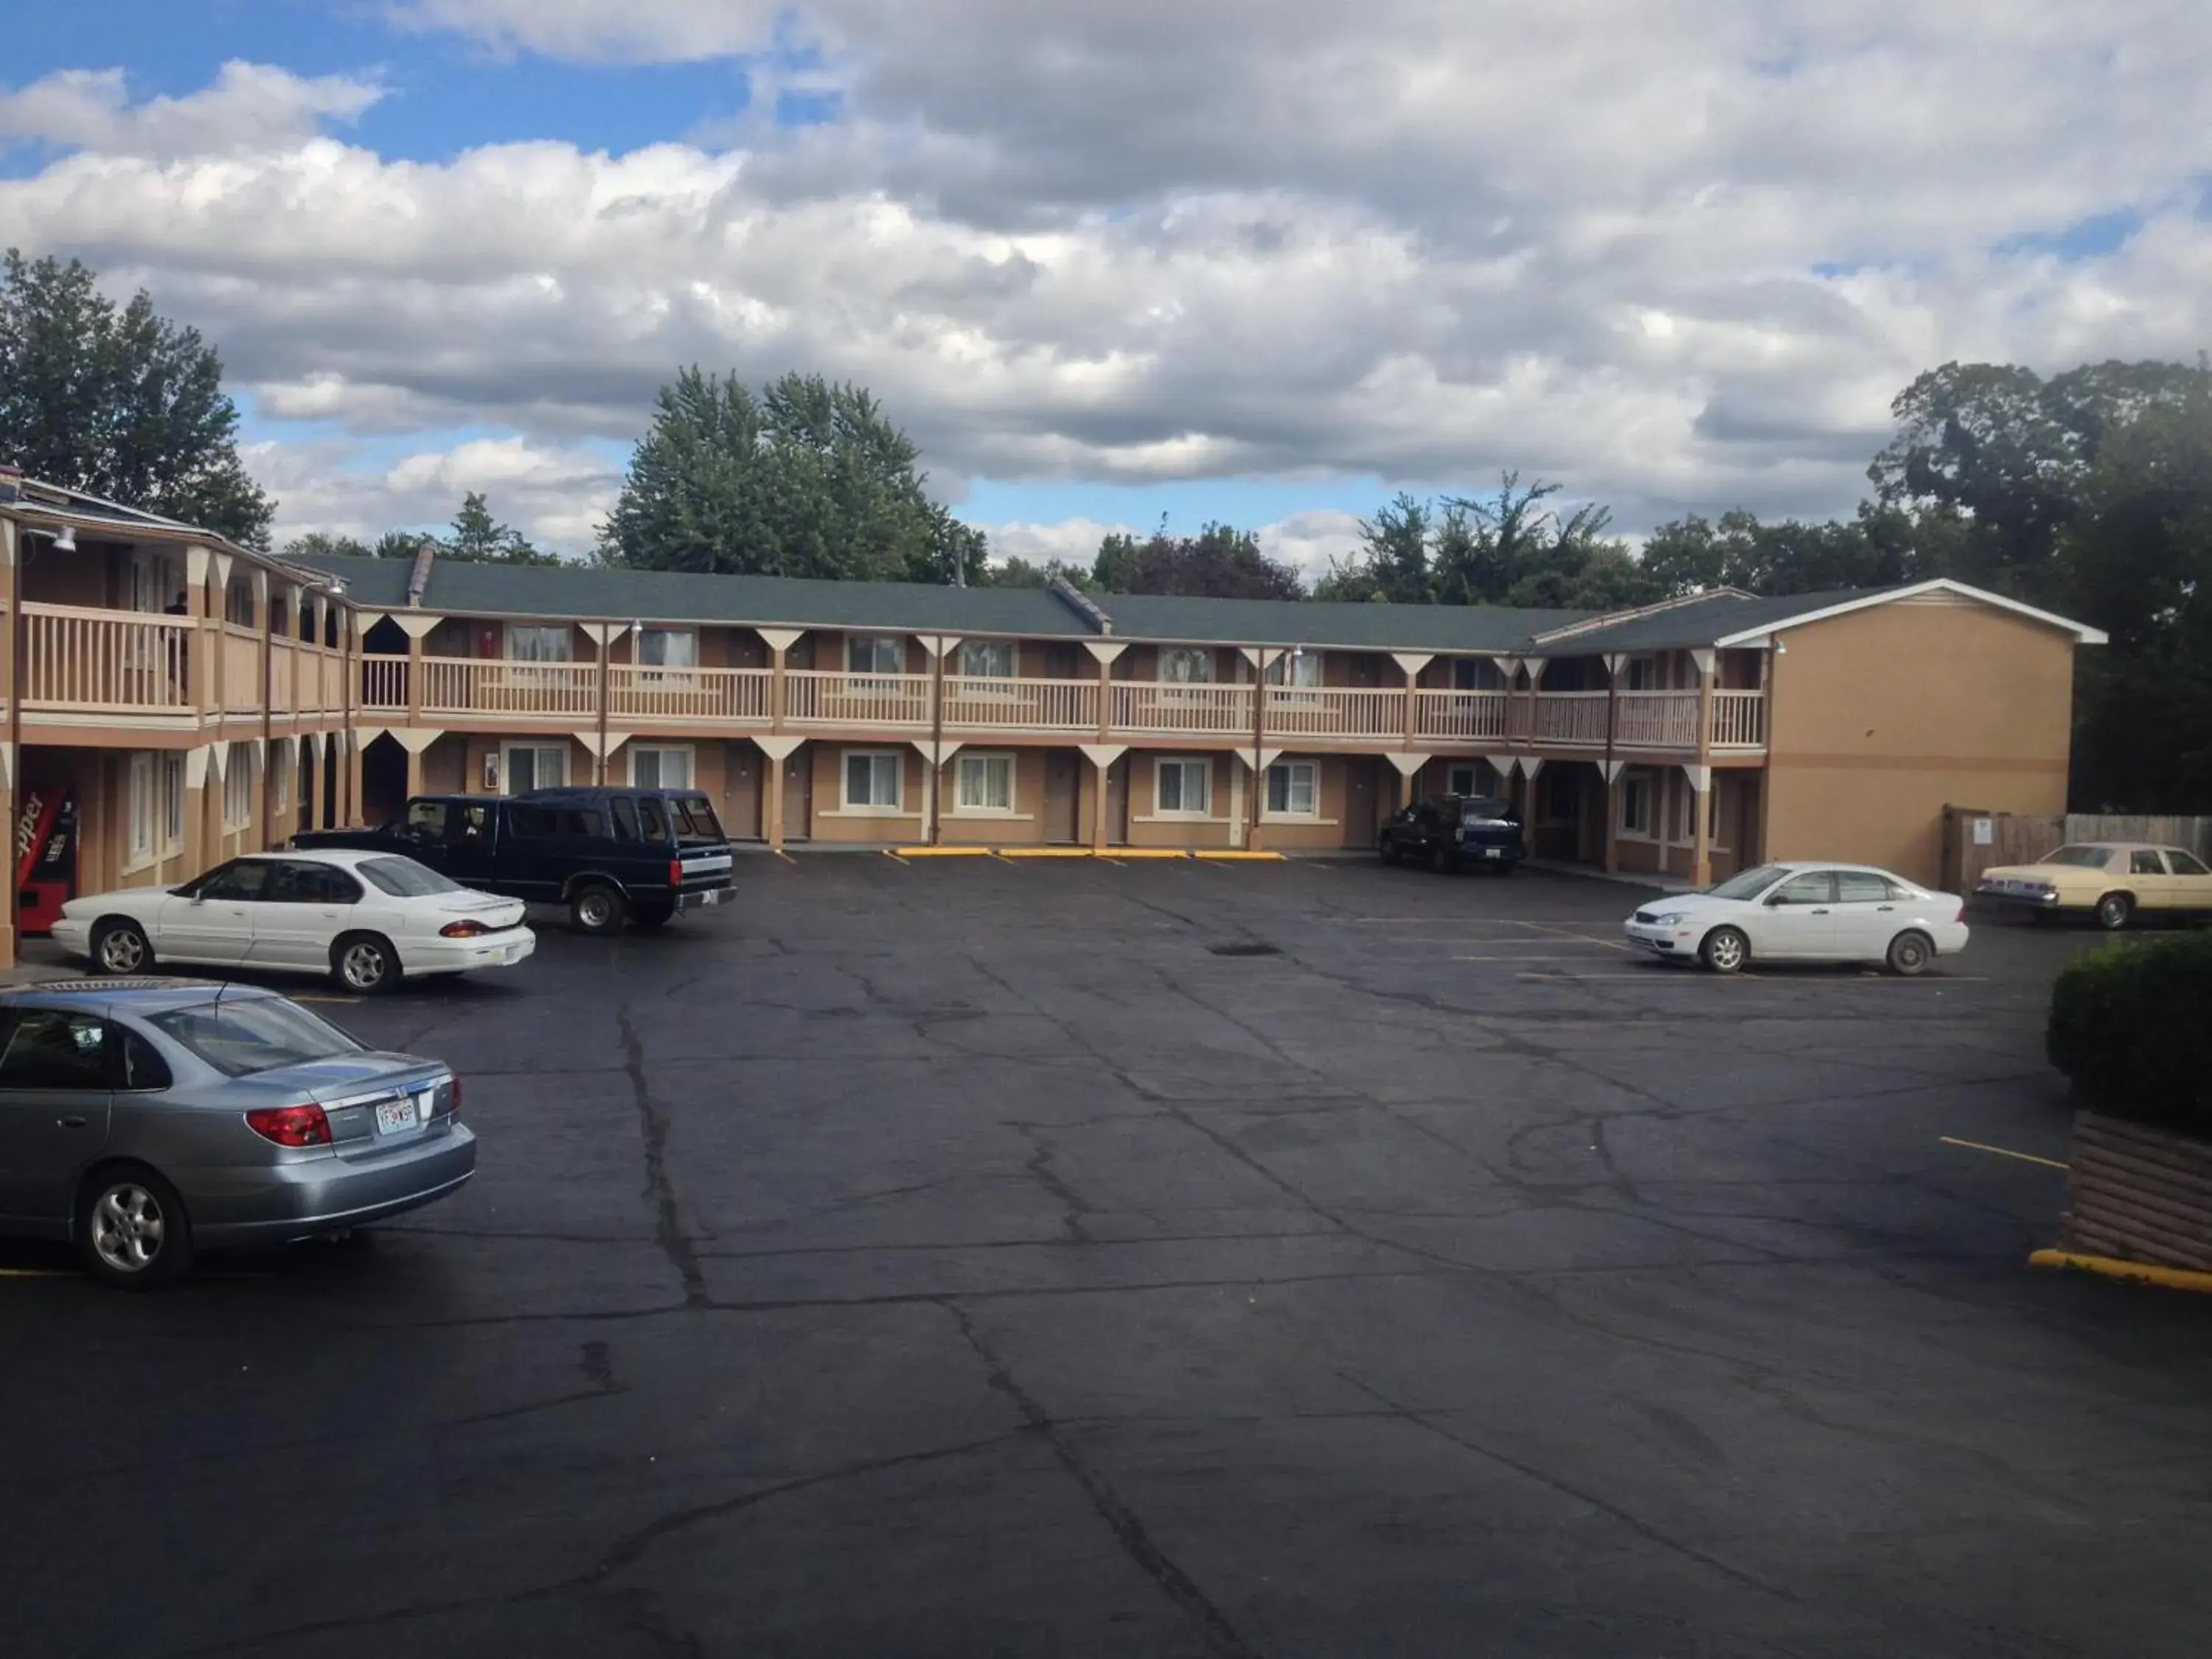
[669,858,683,888]
[1954,906,1966,924]
[440,919,492,938]
[449,1077,463,1120]
[246,1103,333,1147]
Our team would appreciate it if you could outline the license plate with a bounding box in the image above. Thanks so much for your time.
[501,945,524,964]
[375,1096,420,1135]
[1482,847,1503,859]
[703,889,726,905]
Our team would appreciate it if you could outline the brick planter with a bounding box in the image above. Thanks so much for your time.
[2059,1112,2212,1272]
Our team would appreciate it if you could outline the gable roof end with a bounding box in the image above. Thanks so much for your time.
[1710,579,2107,647]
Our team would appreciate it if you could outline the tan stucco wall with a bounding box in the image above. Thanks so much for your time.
[1763,597,2076,886]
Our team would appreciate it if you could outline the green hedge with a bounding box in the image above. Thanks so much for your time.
[2047,931,2212,1135]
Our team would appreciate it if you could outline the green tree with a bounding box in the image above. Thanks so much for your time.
[442,491,562,565]
[0,248,274,546]
[279,531,375,560]
[1091,521,1303,599]
[599,368,970,583]
[1638,507,1931,597]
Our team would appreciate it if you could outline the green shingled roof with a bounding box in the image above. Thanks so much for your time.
[292,552,1987,656]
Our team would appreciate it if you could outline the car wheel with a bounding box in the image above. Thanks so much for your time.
[1700,925,1749,975]
[571,883,627,936]
[90,918,153,975]
[1378,838,1401,866]
[2096,891,2134,931]
[1886,930,1934,977]
[332,933,400,994]
[77,1166,194,1289]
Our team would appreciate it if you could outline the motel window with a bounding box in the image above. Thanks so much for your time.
[1155,758,1212,816]
[1447,762,1503,799]
[1624,656,1658,692]
[128,754,155,860]
[637,628,698,679]
[1266,760,1318,818]
[630,745,693,790]
[274,742,289,815]
[222,752,253,829]
[956,752,1016,813]
[959,641,1017,678]
[1450,658,1505,691]
[847,636,906,675]
[844,750,903,810]
[1618,773,1652,837]
[504,743,569,793]
[506,624,573,663]
[162,753,186,849]
[1265,651,1323,688]
[1159,648,1213,684]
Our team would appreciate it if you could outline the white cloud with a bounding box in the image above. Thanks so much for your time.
[982,518,1130,570]
[7,7,2212,554]
[0,61,383,158]
[255,437,622,554]
[1256,509,1366,583]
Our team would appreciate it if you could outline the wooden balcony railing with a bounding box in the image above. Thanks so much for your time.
[22,604,194,711]
[221,624,262,711]
[1615,690,1701,748]
[422,657,598,717]
[1414,689,1509,740]
[942,676,1100,732]
[1528,690,1610,745]
[1263,686,1402,738]
[610,664,772,723]
[1709,688,1766,748]
[1111,682,1256,735]
[333,654,1767,756]
[786,669,932,728]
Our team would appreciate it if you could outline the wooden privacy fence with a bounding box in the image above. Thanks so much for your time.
[1941,807,2212,894]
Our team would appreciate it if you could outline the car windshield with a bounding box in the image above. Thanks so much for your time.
[2039,845,2114,868]
[1706,863,1790,900]
[1457,797,1514,823]
[672,797,726,841]
[149,996,366,1078]
[359,856,463,897]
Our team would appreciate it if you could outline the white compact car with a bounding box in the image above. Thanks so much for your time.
[53,849,535,994]
[1622,861,1970,975]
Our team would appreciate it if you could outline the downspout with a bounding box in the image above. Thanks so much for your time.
[929,639,946,845]
[597,622,613,787]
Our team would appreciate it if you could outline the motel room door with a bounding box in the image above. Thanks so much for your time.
[1043,751,1080,844]
[726,742,764,841]
[782,747,813,842]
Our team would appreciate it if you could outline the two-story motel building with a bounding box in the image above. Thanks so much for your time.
[0,466,2106,967]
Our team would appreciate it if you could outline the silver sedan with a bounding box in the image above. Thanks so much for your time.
[0,980,476,1287]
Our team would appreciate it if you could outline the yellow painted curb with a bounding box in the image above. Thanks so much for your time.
[2028,1248,2212,1295]
[1193,850,1286,861]
[1110,848,1194,860]
[889,846,993,858]
[996,847,1097,858]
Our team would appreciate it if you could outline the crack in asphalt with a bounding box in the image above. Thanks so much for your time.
[944,1300,1264,1659]
[617,1006,710,1310]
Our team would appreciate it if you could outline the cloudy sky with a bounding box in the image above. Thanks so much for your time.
[4,2,2208,575]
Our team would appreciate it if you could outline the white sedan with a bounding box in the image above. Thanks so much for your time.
[53,849,535,994]
[1622,861,1970,975]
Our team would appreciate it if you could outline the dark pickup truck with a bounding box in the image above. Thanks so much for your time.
[294,787,734,934]
[1377,793,1526,874]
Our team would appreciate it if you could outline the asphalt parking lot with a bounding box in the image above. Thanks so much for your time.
[7,855,2212,1658]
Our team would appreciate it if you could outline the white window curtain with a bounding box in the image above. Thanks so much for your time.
[847,636,905,675]
[632,746,693,789]
[1265,652,1322,686]
[162,754,186,849]
[844,751,902,808]
[128,755,154,859]
[638,628,698,682]
[956,753,1015,811]
[1160,648,1212,684]
[505,744,568,793]
[223,752,254,828]
[1155,758,1211,815]
[959,641,1016,678]
[1266,761,1317,816]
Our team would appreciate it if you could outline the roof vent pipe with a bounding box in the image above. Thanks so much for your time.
[406,540,436,608]
[1048,574,1113,636]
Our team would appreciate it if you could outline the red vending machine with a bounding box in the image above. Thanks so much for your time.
[15,787,79,935]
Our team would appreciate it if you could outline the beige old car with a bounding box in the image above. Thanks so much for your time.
[1975,842,2212,930]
